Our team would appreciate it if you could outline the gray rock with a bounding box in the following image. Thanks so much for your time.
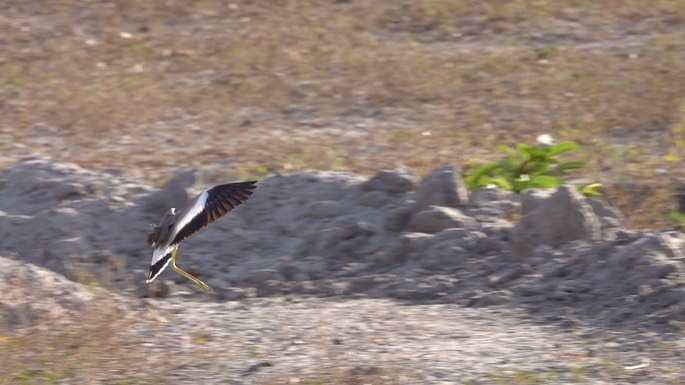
[278,256,329,281]
[305,200,345,218]
[420,228,494,256]
[6,158,685,329]
[466,202,519,220]
[469,187,518,206]
[607,234,685,280]
[348,274,394,293]
[520,188,555,215]
[0,256,96,325]
[205,276,235,291]
[613,229,644,245]
[215,286,251,301]
[643,259,684,279]
[44,237,90,261]
[410,206,476,234]
[391,277,455,300]
[55,182,88,201]
[586,196,626,232]
[0,158,100,216]
[277,261,301,281]
[294,216,375,259]
[420,244,468,270]
[468,290,513,307]
[337,217,375,239]
[511,185,601,254]
[357,191,389,208]
[428,228,471,246]
[655,288,685,308]
[488,265,526,286]
[384,205,413,232]
[294,227,344,258]
[362,168,416,193]
[414,165,468,212]
[473,233,507,254]
[658,231,685,260]
[240,269,283,288]
[379,233,432,266]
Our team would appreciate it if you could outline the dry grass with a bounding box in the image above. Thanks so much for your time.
[2,1,685,228]
[0,294,420,385]
[0,297,162,384]
[1,2,685,189]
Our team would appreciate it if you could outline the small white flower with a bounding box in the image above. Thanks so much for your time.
[536,133,554,146]
[518,174,531,182]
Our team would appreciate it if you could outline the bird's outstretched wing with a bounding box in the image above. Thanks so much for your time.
[170,181,257,245]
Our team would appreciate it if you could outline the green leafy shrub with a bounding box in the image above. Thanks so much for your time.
[463,137,601,194]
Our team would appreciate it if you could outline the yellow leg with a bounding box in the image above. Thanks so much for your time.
[170,245,213,292]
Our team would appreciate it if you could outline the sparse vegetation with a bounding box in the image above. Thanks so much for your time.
[1,0,685,228]
[462,136,601,194]
[0,295,169,385]
[2,1,685,383]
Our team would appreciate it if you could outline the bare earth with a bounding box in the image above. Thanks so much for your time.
[133,297,683,384]
[5,274,685,384]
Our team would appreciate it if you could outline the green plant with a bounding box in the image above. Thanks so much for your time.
[663,100,685,162]
[463,136,598,194]
[667,210,685,225]
[578,183,602,196]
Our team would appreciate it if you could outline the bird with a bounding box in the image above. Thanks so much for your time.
[146,180,257,292]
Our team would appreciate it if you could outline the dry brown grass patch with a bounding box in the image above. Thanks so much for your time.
[1,1,685,228]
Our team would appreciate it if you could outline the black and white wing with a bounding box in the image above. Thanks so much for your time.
[170,181,257,245]
[147,245,174,283]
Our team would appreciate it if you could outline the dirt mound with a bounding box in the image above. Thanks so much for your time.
[1,157,684,331]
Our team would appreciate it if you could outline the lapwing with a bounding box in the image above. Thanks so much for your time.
[146,181,257,291]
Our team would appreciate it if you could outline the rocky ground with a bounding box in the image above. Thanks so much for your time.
[1,158,685,384]
[2,1,685,383]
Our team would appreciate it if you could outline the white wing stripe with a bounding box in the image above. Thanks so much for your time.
[150,244,174,266]
[147,244,174,283]
[170,189,209,242]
